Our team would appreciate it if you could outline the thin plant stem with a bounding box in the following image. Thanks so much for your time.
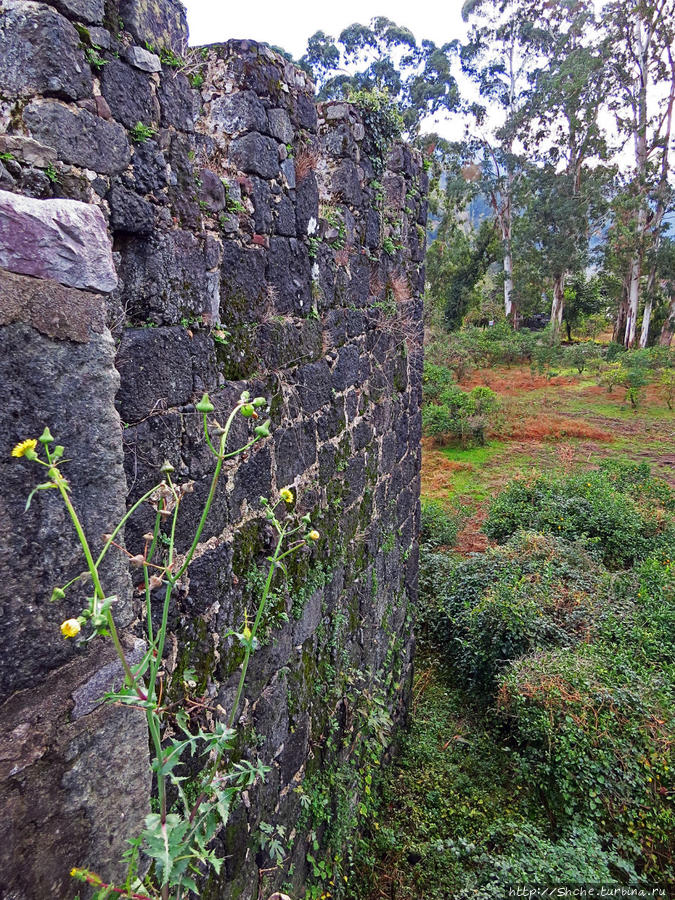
[56,477,140,694]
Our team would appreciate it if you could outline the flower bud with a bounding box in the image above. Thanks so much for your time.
[50,586,66,603]
[53,445,65,459]
[308,530,320,541]
[196,393,215,413]
[252,396,267,408]
[242,625,252,641]
[240,404,258,418]
[254,420,271,438]
[160,460,175,474]
[301,514,312,525]
[39,427,54,445]
[239,390,251,402]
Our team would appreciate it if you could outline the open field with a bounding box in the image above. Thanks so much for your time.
[423,364,674,554]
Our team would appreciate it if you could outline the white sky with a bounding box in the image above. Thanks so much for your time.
[181,1,469,63]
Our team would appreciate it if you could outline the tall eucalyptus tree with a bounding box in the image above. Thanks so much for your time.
[603,0,675,347]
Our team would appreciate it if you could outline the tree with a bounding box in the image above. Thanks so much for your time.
[519,0,610,339]
[300,18,460,138]
[458,0,544,324]
[427,216,500,329]
[603,0,675,347]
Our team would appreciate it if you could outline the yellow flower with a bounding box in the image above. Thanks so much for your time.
[242,625,252,641]
[309,530,320,541]
[11,439,37,458]
[280,488,293,503]
[60,618,81,638]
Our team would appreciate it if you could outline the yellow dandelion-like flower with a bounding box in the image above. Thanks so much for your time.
[11,439,37,458]
[309,530,320,541]
[60,618,81,638]
[280,488,293,503]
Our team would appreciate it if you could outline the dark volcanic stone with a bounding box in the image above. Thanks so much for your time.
[101,59,159,129]
[118,0,188,50]
[116,326,194,422]
[274,421,317,484]
[0,3,93,100]
[107,184,155,234]
[119,228,213,323]
[295,360,332,413]
[23,100,130,175]
[220,242,267,323]
[229,132,279,179]
[199,169,226,213]
[132,139,168,193]
[44,0,105,23]
[158,71,195,131]
[266,237,311,314]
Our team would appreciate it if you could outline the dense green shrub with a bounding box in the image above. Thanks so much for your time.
[483,468,671,568]
[422,361,455,402]
[453,822,636,898]
[420,498,459,548]
[498,644,674,876]
[422,384,500,447]
[421,533,602,691]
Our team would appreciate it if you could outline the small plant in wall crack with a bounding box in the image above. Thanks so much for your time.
[12,393,319,899]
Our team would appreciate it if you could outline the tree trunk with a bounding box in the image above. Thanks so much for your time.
[659,295,675,346]
[550,273,565,341]
[503,251,514,322]
[638,296,652,348]
[624,255,641,348]
[613,297,628,344]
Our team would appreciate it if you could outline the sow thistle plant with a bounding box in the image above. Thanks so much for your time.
[12,391,319,900]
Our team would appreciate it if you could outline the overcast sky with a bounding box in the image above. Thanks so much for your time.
[181,0,468,62]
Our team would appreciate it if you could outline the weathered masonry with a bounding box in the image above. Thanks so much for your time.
[0,0,426,896]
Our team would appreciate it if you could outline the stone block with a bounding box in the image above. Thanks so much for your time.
[229,132,279,179]
[119,228,212,323]
[268,107,294,144]
[125,44,162,72]
[266,236,311,314]
[274,421,317,485]
[158,71,195,131]
[118,0,188,52]
[0,650,149,897]
[0,2,93,100]
[23,99,131,175]
[101,58,159,128]
[115,326,194,422]
[208,90,268,136]
[0,189,117,292]
[0,269,106,341]
[0,322,129,694]
[44,0,104,23]
[107,183,155,234]
[132,139,168,193]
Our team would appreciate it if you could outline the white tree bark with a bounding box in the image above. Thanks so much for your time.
[625,255,641,348]
[550,273,565,339]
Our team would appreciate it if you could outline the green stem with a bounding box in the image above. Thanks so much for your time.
[58,479,140,694]
[228,528,286,730]
[171,404,245,584]
[95,483,162,568]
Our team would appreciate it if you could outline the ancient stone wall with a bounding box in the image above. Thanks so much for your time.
[0,1,426,897]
